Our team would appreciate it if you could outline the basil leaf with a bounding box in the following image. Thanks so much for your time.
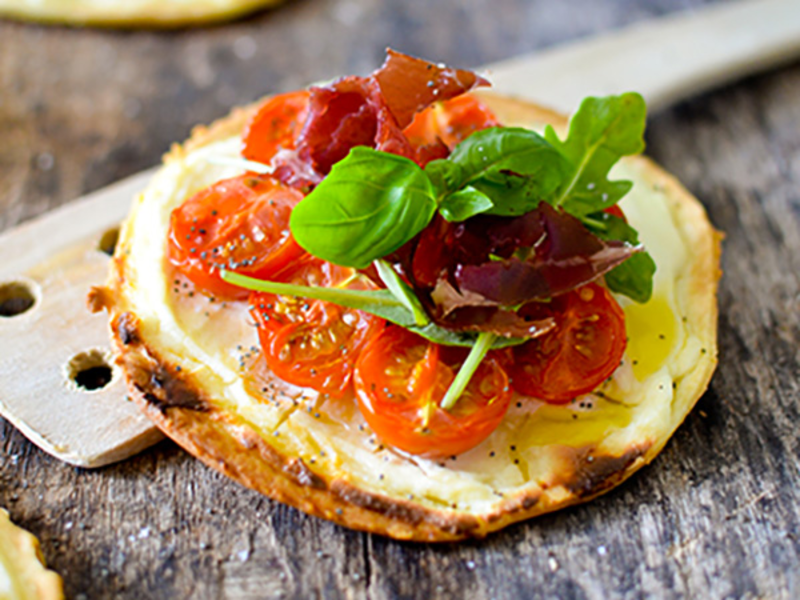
[587,211,656,303]
[290,147,437,269]
[545,93,646,216]
[468,177,545,216]
[374,259,430,326]
[222,270,526,349]
[445,127,571,217]
[425,159,463,197]
[439,186,494,222]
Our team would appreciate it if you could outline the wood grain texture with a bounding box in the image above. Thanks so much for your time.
[1,0,798,598]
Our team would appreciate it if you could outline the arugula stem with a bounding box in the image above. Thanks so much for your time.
[439,332,496,411]
[222,270,529,349]
[580,214,609,231]
[221,270,403,308]
[374,259,430,327]
[334,271,361,289]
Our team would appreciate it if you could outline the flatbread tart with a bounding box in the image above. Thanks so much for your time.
[0,0,284,27]
[0,509,64,600]
[93,53,720,541]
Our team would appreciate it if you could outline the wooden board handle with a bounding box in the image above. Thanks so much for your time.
[0,171,162,468]
[485,0,800,113]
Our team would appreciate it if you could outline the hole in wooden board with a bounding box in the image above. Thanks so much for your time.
[65,349,117,392]
[0,280,37,317]
[97,227,120,256]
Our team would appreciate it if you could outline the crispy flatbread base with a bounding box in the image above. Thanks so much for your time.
[0,509,64,600]
[0,0,283,27]
[95,92,721,541]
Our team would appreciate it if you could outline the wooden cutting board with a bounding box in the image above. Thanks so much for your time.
[1,0,798,468]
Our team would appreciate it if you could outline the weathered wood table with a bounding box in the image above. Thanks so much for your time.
[1,0,799,597]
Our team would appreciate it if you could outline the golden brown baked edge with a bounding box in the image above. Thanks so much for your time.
[0,0,284,28]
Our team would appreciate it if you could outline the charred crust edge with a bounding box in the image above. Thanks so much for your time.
[139,365,210,414]
[565,446,647,498]
[329,481,482,537]
[284,458,326,490]
[116,333,211,415]
[330,481,425,525]
[117,312,140,346]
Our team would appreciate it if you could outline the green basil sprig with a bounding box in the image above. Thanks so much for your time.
[430,126,570,217]
[232,93,655,412]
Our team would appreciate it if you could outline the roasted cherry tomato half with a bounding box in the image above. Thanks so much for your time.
[242,90,310,165]
[248,258,351,335]
[507,283,626,403]
[404,94,500,152]
[167,174,305,300]
[354,326,512,458]
[250,260,384,398]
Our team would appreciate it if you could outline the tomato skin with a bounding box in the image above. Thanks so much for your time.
[354,327,512,458]
[242,90,310,164]
[167,175,306,300]
[603,204,627,221]
[507,283,626,403]
[433,94,501,149]
[250,260,384,398]
[249,257,351,335]
[262,312,383,398]
[404,94,500,152]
